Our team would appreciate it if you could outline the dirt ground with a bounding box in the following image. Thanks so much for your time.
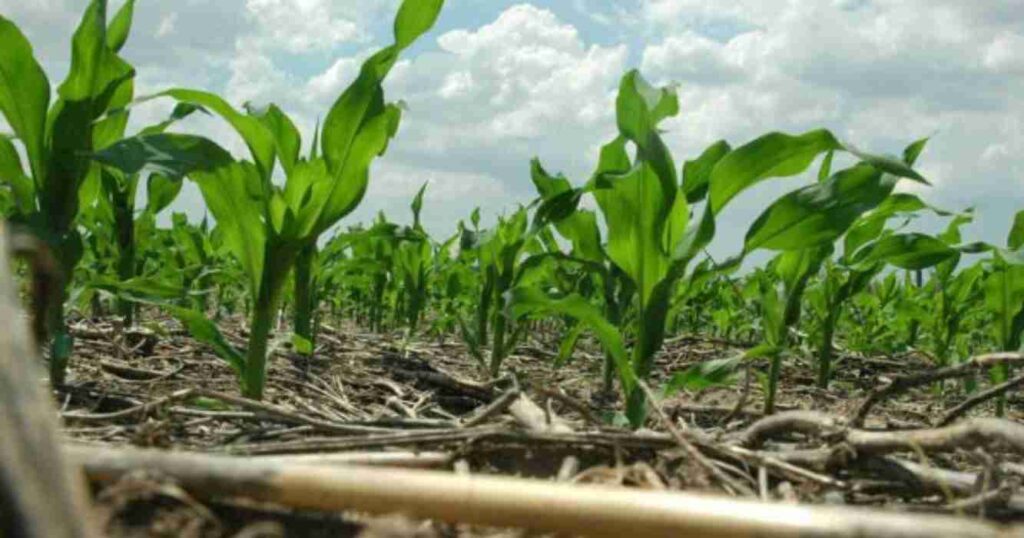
[56,314,1024,537]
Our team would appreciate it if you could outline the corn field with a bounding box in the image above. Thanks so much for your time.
[1,1,1024,537]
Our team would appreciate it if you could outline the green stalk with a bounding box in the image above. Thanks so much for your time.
[765,350,783,414]
[293,244,316,350]
[488,305,507,377]
[242,258,290,400]
[48,297,72,388]
[817,307,839,388]
[113,191,135,325]
[906,269,923,348]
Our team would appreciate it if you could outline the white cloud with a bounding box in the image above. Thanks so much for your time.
[634,0,1024,249]
[2,0,1020,247]
[155,13,177,38]
[243,0,385,53]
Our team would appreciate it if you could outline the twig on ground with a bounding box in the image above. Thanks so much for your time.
[461,387,520,428]
[939,371,1024,426]
[639,380,752,495]
[735,411,843,448]
[851,352,1024,427]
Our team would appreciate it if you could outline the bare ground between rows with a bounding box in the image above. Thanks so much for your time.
[56,315,1024,537]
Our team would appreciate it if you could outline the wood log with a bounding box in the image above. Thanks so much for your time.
[0,223,96,537]
[68,444,1024,538]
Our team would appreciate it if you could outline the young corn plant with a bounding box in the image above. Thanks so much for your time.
[0,0,137,385]
[518,69,934,423]
[459,206,535,376]
[981,211,1024,414]
[84,103,200,324]
[394,184,433,339]
[96,0,445,399]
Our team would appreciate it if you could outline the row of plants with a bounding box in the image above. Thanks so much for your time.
[1,1,1021,428]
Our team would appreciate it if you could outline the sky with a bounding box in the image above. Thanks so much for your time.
[1,0,1021,258]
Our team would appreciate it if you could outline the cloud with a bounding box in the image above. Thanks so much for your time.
[155,13,177,38]
[2,0,1020,249]
[243,0,366,53]
[634,0,1024,250]
[296,3,629,235]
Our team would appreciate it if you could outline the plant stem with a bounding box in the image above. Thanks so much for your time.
[48,298,71,387]
[817,308,838,388]
[293,244,316,351]
[113,189,135,325]
[765,350,783,415]
[242,257,290,400]
[488,308,507,377]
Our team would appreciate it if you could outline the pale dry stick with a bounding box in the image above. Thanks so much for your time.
[722,444,847,490]
[535,386,605,429]
[735,411,842,448]
[852,352,1024,427]
[461,387,520,428]
[69,445,1024,538]
[62,388,395,435]
[944,484,1018,515]
[740,411,1024,459]
[848,418,1024,456]
[248,451,452,469]
[99,358,185,383]
[62,388,198,423]
[181,389,400,434]
[224,425,509,455]
[0,223,98,538]
[939,371,1024,426]
[638,381,753,496]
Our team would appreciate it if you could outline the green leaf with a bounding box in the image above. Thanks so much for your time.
[292,334,313,355]
[156,88,276,182]
[985,256,1024,351]
[1008,210,1024,250]
[411,181,427,229]
[248,103,301,177]
[145,173,182,214]
[817,150,834,182]
[508,286,634,392]
[665,355,741,394]
[166,305,246,376]
[106,0,136,53]
[90,275,183,300]
[851,233,957,270]
[666,344,779,396]
[682,139,730,204]
[744,164,895,252]
[45,0,135,231]
[844,143,929,184]
[321,0,443,185]
[902,137,929,166]
[0,15,51,183]
[555,323,586,366]
[93,133,235,178]
[616,69,679,149]
[394,0,445,48]
[709,129,840,214]
[530,159,602,261]
[190,160,269,295]
[0,135,33,212]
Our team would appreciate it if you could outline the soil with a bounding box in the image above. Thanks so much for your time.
[56,314,1024,537]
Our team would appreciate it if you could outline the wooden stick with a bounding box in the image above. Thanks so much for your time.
[0,224,97,538]
[939,371,1024,426]
[852,352,1024,427]
[68,445,1022,538]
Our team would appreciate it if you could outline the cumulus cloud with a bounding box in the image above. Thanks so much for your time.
[2,0,1020,246]
[633,0,1024,249]
[244,0,364,53]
